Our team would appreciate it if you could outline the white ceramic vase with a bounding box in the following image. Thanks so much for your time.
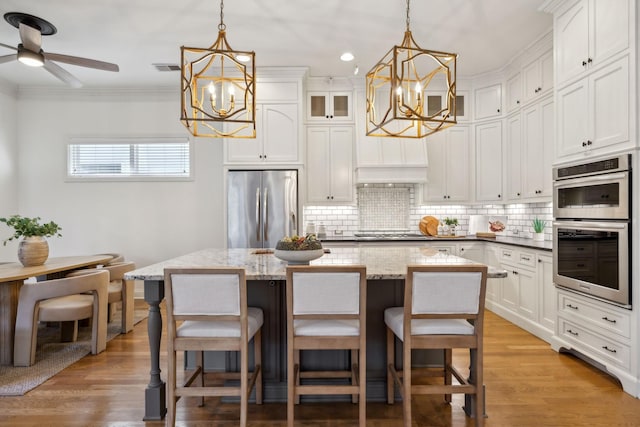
[533,232,545,242]
[18,236,49,267]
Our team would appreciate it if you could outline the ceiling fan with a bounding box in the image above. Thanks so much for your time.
[0,12,119,88]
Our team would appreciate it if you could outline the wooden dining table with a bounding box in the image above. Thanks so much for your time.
[0,255,113,365]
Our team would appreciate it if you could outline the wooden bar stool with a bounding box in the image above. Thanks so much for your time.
[286,265,367,427]
[385,264,488,427]
[164,267,263,427]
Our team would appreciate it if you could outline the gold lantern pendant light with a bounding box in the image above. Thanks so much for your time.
[366,0,457,138]
[180,0,256,138]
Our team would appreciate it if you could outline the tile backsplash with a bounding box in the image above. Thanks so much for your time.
[303,184,553,241]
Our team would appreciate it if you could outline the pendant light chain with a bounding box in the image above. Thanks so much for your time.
[405,0,411,32]
[218,0,226,31]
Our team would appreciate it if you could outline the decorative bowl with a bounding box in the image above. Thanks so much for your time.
[274,249,324,265]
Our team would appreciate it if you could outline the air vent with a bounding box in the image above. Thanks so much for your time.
[152,63,180,72]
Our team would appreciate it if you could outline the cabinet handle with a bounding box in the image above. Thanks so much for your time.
[567,329,578,336]
[566,303,579,310]
[582,141,587,147]
[512,270,518,275]
[582,60,588,66]
[587,140,592,146]
[522,256,530,261]
[602,345,617,354]
[537,87,542,92]
[587,58,593,64]
[602,316,617,324]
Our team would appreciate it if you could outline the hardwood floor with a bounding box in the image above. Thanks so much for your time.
[1,302,639,426]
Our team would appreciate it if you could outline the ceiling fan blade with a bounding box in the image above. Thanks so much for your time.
[19,23,42,52]
[44,52,119,72]
[43,59,82,88]
[0,42,18,52]
[0,54,17,64]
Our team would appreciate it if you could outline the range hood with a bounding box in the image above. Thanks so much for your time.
[355,165,428,183]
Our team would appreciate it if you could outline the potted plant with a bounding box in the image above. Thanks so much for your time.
[443,217,459,236]
[0,215,62,266]
[532,218,546,241]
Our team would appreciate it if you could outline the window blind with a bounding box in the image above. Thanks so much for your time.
[68,138,191,179]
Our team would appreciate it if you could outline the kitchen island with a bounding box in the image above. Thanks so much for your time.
[126,246,506,420]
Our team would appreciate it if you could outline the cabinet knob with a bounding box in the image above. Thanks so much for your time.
[497,109,501,113]
[587,140,592,146]
[582,141,587,147]
[516,100,520,104]
[582,60,587,66]
[537,87,542,91]
[517,192,520,196]
[587,58,593,64]
[498,194,501,198]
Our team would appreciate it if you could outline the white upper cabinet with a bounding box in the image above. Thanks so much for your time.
[522,49,553,103]
[523,96,554,198]
[306,91,353,122]
[556,56,630,159]
[505,113,523,201]
[306,126,354,203]
[425,91,470,122]
[422,126,471,203]
[475,120,503,202]
[505,72,522,113]
[474,83,502,120]
[225,103,299,164]
[555,0,630,86]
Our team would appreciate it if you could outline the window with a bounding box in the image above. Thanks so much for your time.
[67,137,191,180]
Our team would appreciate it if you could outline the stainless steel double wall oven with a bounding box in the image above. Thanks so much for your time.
[552,154,632,308]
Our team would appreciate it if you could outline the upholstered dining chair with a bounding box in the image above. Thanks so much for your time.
[384,264,488,427]
[285,265,367,427]
[66,261,136,334]
[164,267,263,427]
[13,269,109,366]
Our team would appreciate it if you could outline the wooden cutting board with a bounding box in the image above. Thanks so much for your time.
[419,216,439,236]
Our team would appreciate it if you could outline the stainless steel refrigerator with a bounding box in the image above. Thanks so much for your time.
[227,170,298,248]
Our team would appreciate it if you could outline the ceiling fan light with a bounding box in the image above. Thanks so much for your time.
[18,49,44,67]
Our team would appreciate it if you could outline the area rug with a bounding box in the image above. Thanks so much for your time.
[0,306,147,396]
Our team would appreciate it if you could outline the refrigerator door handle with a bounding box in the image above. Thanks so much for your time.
[255,187,261,242]
[263,187,269,241]
[290,211,296,236]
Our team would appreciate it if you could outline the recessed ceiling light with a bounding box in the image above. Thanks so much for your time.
[340,52,354,62]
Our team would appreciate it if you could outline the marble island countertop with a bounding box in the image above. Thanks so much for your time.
[323,234,553,251]
[126,246,508,281]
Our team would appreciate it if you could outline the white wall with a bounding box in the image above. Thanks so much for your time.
[14,88,226,267]
[0,82,19,261]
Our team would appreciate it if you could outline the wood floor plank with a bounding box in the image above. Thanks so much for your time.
[0,302,639,426]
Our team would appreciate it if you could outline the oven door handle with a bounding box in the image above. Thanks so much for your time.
[553,172,628,188]
[553,220,628,230]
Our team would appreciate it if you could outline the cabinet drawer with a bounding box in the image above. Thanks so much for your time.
[558,292,631,339]
[499,247,535,268]
[517,251,536,268]
[558,318,630,370]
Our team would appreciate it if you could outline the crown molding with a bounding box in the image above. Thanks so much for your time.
[17,85,179,101]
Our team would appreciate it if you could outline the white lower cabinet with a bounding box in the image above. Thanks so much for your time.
[484,244,555,342]
[552,289,633,387]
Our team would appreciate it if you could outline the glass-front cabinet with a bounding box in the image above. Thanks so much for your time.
[306,91,353,122]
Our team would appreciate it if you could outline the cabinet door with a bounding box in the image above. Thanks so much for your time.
[505,113,522,200]
[474,83,502,120]
[423,131,447,201]
[555,0,589,84]
[328,127,354,202]
[446,126,471,202]
[225,106,266,163]
[307,91,352,121]
[523,97,554,198]
[591,0,630,69]
[517,267,537,321]
[523,50,553,103]
[263,104,298,162]
[538,254,555,331]
[590,56,629,149]
[306,127,332,202]
[556,79,589,158]
[500,263,519,312]
[505,73,522,113]
[475,121,503,202]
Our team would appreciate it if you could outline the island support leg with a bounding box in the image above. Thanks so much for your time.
[463,348,486,419]
[143,280,166,420]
